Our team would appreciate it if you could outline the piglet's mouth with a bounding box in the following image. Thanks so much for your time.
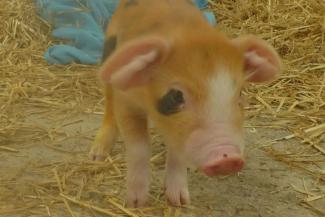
[201,145,244,176]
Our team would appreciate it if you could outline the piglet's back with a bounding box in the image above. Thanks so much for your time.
[107,0,212,45]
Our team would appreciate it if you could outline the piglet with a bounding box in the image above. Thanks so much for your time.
[89,0,281,208]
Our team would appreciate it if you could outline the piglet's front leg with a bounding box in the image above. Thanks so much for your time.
[165,146,190,206]
[125,140,150,208]
[116,108,151,208]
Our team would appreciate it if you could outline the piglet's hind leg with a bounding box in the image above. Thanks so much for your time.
[89,91,118,161]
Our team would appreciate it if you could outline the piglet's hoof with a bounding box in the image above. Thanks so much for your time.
[166,187,190,207]
[89,144,108,161]
[126,181,149,208]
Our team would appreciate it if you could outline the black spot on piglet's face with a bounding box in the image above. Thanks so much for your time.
[157,89,185,115]
[102,35,117,62]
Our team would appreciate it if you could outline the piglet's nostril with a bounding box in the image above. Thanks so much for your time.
[223,153,228,158]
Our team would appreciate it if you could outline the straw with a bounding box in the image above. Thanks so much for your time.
[0,0,324,216]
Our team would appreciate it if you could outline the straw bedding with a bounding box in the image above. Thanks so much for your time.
[0,0,324,216]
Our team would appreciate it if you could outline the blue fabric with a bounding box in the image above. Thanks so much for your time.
[194,0,208,8]
[35,0,217,65]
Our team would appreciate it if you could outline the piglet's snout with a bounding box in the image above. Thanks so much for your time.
[202,145,244,176]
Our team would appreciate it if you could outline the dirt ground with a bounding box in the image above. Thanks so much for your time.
[0,0,324,217]
[1,115,324,217]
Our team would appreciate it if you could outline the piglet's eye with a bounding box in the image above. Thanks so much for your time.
[157,89,185,115]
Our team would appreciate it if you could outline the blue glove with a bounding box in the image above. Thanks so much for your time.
[35,0,216,65]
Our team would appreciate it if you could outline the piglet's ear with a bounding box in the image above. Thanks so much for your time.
[100,37,170,90]
[232,35,281,83]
